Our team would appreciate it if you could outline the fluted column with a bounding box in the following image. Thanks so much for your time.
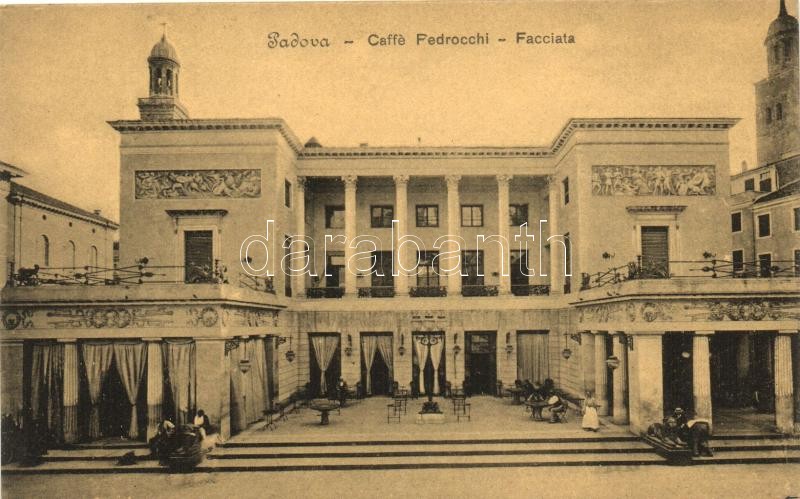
[594,332,609,416]
[343,175,358,297]
[293,176,307,298]
[497,174,512,295]
[547,175,561,294]
[612,333,629,424]
[145,339,163,441]
[774,331,795,434]
[61,339,79,443]
[692,331,713,425]
[393,175,409,296]
[446,175,462,296]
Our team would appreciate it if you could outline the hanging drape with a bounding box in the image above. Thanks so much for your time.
[31,343,64,441]
[81,342,114,439]
[244,338,265,424]
[310,335,339,395]
[429,339,443,395]
[375,336,393,385]
[242,341,256,424]
[113,342,146,439]
[361,336,378,395]
[263,338,274,411]
[162,341,195,426]
[517,333,549,384]
[413,336,427,394]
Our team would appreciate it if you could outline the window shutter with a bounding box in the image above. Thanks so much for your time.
[641,227,669,276]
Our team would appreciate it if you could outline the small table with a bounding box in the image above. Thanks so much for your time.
[525,400,549,421]
[507,387,524,405]
[309,400,340,425]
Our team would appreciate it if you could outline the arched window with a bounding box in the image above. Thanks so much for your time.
[774,43,781,64]
[166,68,173,94]
[776,103,783,121]
[67,240,76,269]
[784,39,793,61]
[39,235,50,267]
[766,106,773,125]
[89,246,99,269]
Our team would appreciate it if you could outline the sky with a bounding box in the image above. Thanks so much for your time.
[0,0,791,221]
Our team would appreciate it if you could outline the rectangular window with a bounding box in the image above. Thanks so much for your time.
[284,235,292,297]
[563,177,570,204]
[416,205,439,227]
[284,180,292,208]
[794,207,800,231]
[510,250,528,286]
[371,251,394,287]
[461,250,484,286]
[370,205,394,228]
[325,205,345,229]
[744,178,755,192]
[731,212,742,233]
[758,253,772,277]
[509,204,529,226]
[184,230,213,283]
[795,250,800,277]
[640,226,669,278]
[416,251,439,287]
[325,252,345,288]
[757,213,771,238]
[732,249,744,274]
[461,205,483,227]
[759,172,772,192]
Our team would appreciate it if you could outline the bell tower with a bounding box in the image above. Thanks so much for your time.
[755,0,799,166]
[137,29,189,121]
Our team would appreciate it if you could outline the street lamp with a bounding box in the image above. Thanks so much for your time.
[417,333,442,413]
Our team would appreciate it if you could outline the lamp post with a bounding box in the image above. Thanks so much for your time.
[417,333,441,405]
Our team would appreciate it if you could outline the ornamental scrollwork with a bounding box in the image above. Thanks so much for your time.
[135,169,261,199]
[46,307,173,329]
[187,307,219,327]
[707,300,782,321]
[2,310,34,330]
[592,166,715,196]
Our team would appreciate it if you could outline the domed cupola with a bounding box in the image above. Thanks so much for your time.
[138,30,189,121]
[765,0,798,75]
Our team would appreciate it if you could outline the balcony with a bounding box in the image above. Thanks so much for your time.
[409,286,447,298]
[305,287,345,299]
[511,284,551,296]
[358,286,395,298]
[461,284,499,297]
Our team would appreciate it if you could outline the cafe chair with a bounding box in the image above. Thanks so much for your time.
[387,403,402,423]
[456,403,471,422]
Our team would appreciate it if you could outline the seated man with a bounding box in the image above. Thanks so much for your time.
[337,377,348,406]
[546,394,568,423]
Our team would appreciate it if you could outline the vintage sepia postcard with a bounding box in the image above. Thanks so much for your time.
[0,0,798,497]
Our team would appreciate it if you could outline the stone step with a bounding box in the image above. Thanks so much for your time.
[692,449,800,465]
[222,434,640,447]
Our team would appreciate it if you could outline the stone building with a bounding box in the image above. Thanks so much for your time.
[1,7,798,448]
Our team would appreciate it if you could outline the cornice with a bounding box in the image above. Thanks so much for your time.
[9,194,119,229]
[107,118,304,154]
[298,118,740,159]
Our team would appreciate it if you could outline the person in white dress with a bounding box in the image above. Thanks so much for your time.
[582,390,600,432]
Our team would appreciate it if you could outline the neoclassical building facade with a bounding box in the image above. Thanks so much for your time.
[1,8,798,446]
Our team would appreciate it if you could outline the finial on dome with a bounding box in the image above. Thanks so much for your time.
[779,0,787,16]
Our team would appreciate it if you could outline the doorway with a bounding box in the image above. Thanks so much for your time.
[465,332,496,395]
[662,332,693,414]
[360,333,393,396]
[411,333,446,396]
[308,334,341,398]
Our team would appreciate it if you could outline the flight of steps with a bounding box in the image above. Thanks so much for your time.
[2,434,798,474]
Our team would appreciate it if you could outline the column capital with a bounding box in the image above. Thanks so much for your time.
[393,174,410,186]
[694,330,715,336]
[778,329,799,335]
[295,176,307,189]
[342,175,358,188]
[57,338,78,343]
[496,174,512,185]
[445,174,462,188]
[142,337,163,342]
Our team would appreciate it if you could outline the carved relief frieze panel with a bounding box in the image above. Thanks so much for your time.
[592,165,715,196]
[135,169,261,199]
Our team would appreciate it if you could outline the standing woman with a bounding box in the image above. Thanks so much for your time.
[582,390,600,432]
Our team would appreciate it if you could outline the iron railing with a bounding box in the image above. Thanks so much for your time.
[358,286,395,298]
[461,284,499,297]
[238,273,275,294]
[306,287,346,299]
[511,284,551,296]
[409,285,447,298]
[580,256,799,290]
[6,258,230,287]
